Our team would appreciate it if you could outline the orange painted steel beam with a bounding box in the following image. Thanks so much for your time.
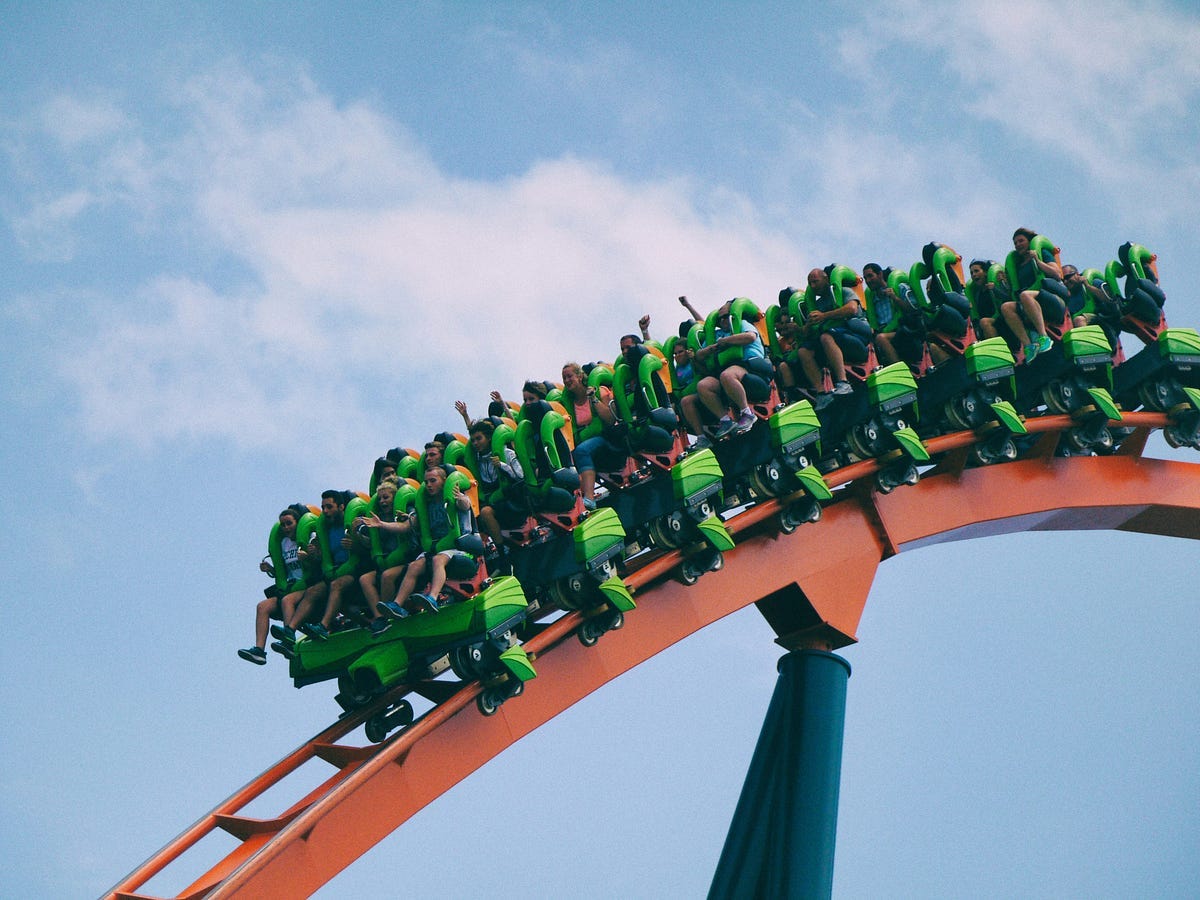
[108,437,1199,899]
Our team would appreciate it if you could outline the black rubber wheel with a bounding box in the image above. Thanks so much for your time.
[1139,380,1171,412]
[450,644,485,681]
[1043,379,1075,414]
[336,674,373,709]
[477,690,500,717]
[365,715,387,744]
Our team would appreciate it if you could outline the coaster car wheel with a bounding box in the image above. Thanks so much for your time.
[1064,426,1093,453]
[846,421,881,460]
[450,644,486,681]
[477,688,502,717]
[365,715,388,744]
[748,460,785,497]
[1042,379,1076,414]
[944,395,977,431]
[649,511,689,549]
[578,619,602,647]
[1138,379,1172,412]
[365,699,414,743]
[548,573,590,611]
[1164,424,1187,449]
[678,560,703,586]
[336,674,375,710]
[970,436,1018,466]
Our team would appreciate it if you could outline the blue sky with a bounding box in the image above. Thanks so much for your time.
[2,2,1199,897]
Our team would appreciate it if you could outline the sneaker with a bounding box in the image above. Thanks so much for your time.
[413,592,441,613]
[813,392,834,410]
[833,381,853,396]
[270,640,295,659]
[734,410,757,434]
[380,600,409,619]
[301,622,330,640]
[690,435,713,451]
[582,497,597,511]
[270,624,295,643]
[369,617,390,636]
[1037,334,1053,353]
[1024,342,1039,363]
[713,416,737,439]
[238,646,267,665]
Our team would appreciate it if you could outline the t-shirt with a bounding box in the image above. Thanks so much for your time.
[280,536,303,583]
[327,525,348,567]
[716,319,766,361]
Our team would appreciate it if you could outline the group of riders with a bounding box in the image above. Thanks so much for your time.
[239,227,1167,665]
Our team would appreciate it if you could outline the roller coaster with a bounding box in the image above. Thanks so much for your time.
[108,235,1200,898]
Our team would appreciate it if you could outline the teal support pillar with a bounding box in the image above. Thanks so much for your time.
[709,649,851,900]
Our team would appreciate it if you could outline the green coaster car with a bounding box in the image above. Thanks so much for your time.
[847,363,930,493]
[1133,328,1200,449]
[943,337,1027,466]
[641,448,735,584]
[1044,325,1124,454]
[751,399,832,532]
[291,574,536,731]
[546,507,635,647]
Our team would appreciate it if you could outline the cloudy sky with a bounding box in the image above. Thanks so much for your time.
[2,2,1198,897]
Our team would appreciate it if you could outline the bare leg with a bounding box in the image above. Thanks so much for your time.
[797,347,824,390]
[287,582,328,629]
[697,375,727,420]
[719,366,749,411]
[320,574,355,630]
[579,468,597,501]
[1000,301,1031,347]
[875,333,898,365]
[819,333,846,382]
[428,554,451,601]
[1019,290,1047,338]
[254,595,278,650]
[681,394,706,435]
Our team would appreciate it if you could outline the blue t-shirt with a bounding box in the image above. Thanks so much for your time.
[327,525,349,567]
[716,319,765,361]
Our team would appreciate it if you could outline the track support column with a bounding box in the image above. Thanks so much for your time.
[709,648,851,900]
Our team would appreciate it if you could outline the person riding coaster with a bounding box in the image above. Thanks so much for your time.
[595,337,687,488]
[1003,228,1069,363]
[681,299,773,444]
[907,242,977,360]
[789,267,875,408]
[379,467,484,618]
[1105,242,1168,344]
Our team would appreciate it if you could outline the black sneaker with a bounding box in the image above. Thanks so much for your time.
[369,617,390,636]
[301,622,330,640]
[270,640,295,659]
[270,624,295,643]
[238,646,267,665]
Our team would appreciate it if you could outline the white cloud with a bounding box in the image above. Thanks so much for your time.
[12,65,797,477]
[840,0,1200,208]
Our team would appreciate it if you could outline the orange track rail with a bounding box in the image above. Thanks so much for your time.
[108,417,1200,899]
